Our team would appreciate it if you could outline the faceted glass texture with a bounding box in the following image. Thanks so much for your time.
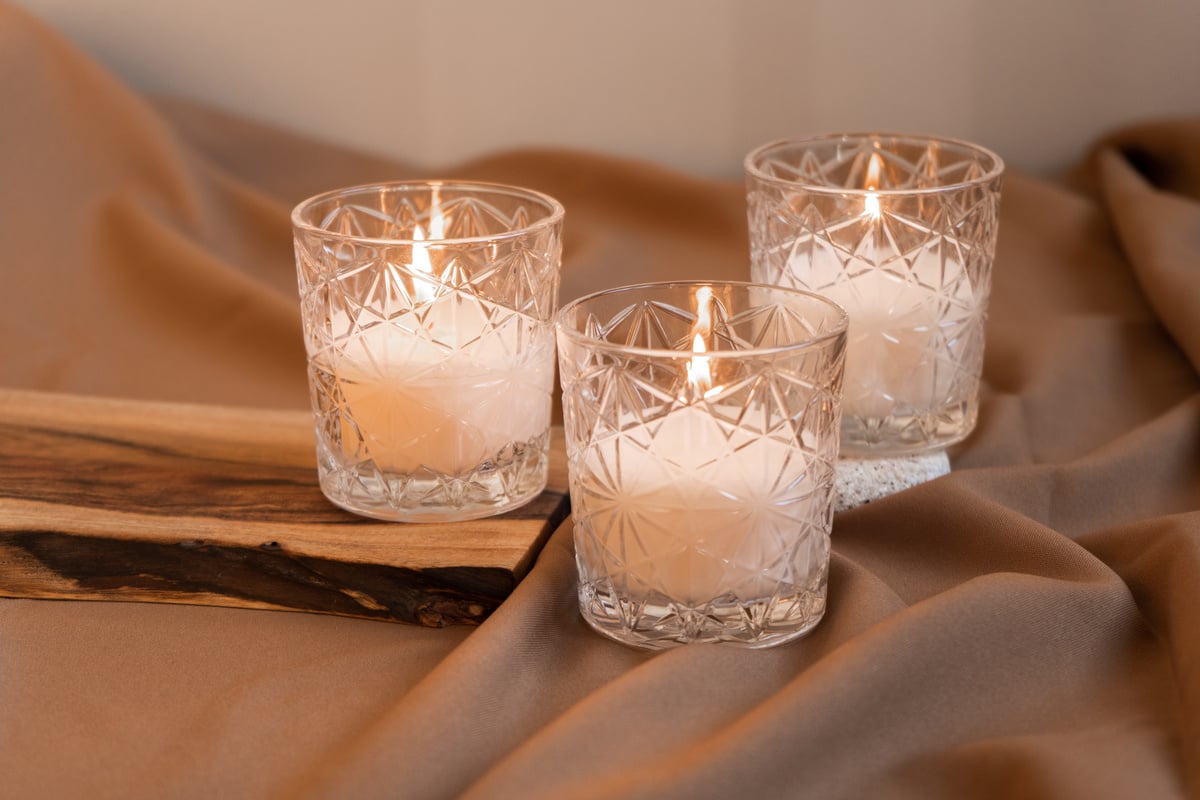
[746,134,1003,455]
[293,182,563,522]
[557,282,848,649]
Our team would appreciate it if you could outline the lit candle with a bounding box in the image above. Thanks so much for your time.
[321,196,554,477]
[573,288,825,606]
[560,281,846,646]
[801,152,978,422]
[296,180,564,522]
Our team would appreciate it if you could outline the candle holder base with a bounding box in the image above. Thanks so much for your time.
[834,450,950,512]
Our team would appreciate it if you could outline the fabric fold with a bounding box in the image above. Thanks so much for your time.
[1086,118,1200,374]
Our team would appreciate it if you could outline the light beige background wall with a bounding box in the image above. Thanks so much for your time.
[12,0,1200,178]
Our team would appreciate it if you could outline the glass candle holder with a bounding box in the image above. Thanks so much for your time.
[292,181,564,522]
[556,281,848,649]
[745,134,1003,456]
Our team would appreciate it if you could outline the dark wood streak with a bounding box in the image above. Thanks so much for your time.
[0,423,336,521]
[4,422,257,464]
[7,530,508,626]
[0,423,566,525]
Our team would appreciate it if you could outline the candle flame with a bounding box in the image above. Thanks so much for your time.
[863,151,883,219]
[429,186,445,238]
[685,286,716,397]
[411,188,444,301]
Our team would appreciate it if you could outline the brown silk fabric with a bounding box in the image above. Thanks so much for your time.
[1,5,1198,798]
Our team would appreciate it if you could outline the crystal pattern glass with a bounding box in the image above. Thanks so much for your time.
[746,134,1003,455]
[557,282,848,649]
[293,181,564,522]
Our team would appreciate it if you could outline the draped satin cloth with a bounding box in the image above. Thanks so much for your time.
[2,5,1199,798]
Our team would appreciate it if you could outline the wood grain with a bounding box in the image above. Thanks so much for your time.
[0,389,570,626]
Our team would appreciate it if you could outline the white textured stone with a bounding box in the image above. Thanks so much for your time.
[834,450,951,512]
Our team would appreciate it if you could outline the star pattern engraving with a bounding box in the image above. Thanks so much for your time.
[559,289,845,645]
[748,136,1002,451]
[295,190,561,515]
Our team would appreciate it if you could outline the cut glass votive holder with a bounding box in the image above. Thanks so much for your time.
[292,181,564,522]
[556,281,848,649]
[746,134,1004,457]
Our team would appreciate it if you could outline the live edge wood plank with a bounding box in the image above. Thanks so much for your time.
[0,389,570,626]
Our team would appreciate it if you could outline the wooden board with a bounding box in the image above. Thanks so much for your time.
[0,389,570,626]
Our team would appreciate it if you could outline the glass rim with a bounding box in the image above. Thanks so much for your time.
[556,280,849,360]
[291,179,566,246]
[744,132,1005,197]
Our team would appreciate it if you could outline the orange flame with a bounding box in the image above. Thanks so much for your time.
[411,188,444,301]
[863,151,883,219]
[685,286,716,397]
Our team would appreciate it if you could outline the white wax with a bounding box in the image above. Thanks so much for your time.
[325,296,553,476]
[798,248,977,419]
[574,403,827,604]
